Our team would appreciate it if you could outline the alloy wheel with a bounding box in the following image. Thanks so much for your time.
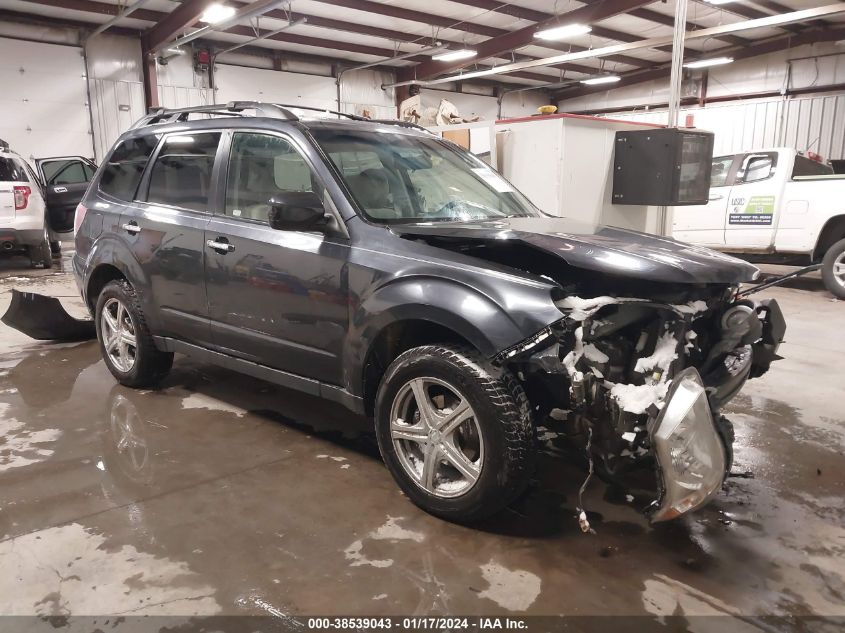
[389,377,484,498]
[100,298,138,373]
[834,251,845,289]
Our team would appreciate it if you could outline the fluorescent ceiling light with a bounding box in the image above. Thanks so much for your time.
[684,56,734,69]
[432,49,477,62]
[200,3,236,24]
[535,23,592,41]
[580,75,621,85]
[704,0,734,5]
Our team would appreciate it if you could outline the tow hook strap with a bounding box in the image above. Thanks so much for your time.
[737,264,821,299]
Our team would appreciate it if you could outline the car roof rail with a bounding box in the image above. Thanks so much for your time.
[371,119,432,134]
[268,104,432,134]
[130,101,299,129]
[272,103,367,121]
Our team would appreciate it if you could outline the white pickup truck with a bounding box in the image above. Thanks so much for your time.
[672,147,845,298]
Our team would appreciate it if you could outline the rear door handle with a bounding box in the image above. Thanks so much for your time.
[708,194,724,201]
[206,239,235,253]
[121,222,140,234]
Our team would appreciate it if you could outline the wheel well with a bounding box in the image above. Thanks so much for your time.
[814,215,845,261]
[362,320,476,417]
[86,264,126,311]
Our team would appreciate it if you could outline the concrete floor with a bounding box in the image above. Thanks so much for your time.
[0,250,843,628]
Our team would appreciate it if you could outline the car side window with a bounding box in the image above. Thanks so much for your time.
[147,132,221,212]
[224,132,319,222]
[99,136,159,201]
[709,156,733,188]
[42,160,94,186]
[0,157,27,182]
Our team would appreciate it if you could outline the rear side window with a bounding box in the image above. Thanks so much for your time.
[792,155,833,178]
[147,133,221,212]
[0,157,26,182]
[99,136,159,201]
[42,159,94,186]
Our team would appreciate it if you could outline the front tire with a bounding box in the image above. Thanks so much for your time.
[50,240,61,256]
[821,238,845,299]
[95,279,173,388]
[375,345,535,523]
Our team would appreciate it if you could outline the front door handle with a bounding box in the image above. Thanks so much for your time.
[121,222,140,234]
[708,194,724,202]
[206,239,235,253]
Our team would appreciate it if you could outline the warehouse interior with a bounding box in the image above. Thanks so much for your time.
[1,1,844,631]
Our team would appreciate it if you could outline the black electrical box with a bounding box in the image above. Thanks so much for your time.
[612,128,715,206]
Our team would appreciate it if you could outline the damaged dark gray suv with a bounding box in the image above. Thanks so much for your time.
[73,102,785,524]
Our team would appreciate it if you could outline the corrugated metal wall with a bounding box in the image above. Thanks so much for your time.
[89,79,211,160]
[605,92,845,160]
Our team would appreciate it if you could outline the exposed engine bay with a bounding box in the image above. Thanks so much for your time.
[515,289,784,523]
[398,231,787,523]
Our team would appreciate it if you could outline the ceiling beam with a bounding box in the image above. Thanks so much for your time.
[737,0,829,30]
[0,7,141,38]
[401,0,658,81]
[309,0,502,37]
[229,1,573,71]
[307,0,654,67]
[22,0,161,22]
[444,0,746,51]
[628,8,750,47]
[690,0,802,35]
[143,0,217,53]
[19,0,588,81]
[388,3,845,88]
[553,25,845,102]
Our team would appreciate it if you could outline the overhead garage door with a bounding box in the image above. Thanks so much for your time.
[0,37,94,162]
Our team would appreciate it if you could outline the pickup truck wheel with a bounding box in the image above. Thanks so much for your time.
[375,345,535,523]
[821,238,845,299]
[95,279,173,388]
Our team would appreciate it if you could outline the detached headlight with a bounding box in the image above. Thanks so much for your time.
[649,368,726,522]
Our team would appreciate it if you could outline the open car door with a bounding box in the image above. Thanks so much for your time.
[35,156,96,236]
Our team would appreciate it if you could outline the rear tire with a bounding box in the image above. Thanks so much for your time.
[28,232,52,269]
[821,238,845,299]
[50,241,61,256]
[95,279,173,388]
[375,345,535,523]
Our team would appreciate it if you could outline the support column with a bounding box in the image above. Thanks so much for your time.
[142,46,159,110]
[667,0,688,128]
[659,0,688,236]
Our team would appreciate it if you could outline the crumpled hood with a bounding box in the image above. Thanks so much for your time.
[392,216,759,284]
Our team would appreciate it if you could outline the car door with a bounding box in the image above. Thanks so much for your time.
[723,151,782,250]
[672,154,737,246]
[205,130,350,385]
[123,131,222,347]
[35,156,96,237]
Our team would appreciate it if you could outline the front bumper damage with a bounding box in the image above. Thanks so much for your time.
[505,292,786,523]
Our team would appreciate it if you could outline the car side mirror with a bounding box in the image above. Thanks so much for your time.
[268,191,327,231]
[741,154,774,183]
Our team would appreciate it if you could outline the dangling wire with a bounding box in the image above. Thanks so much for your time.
[576,425,596,534]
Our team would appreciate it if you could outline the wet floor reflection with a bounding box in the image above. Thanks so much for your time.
[0,332,843,623]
